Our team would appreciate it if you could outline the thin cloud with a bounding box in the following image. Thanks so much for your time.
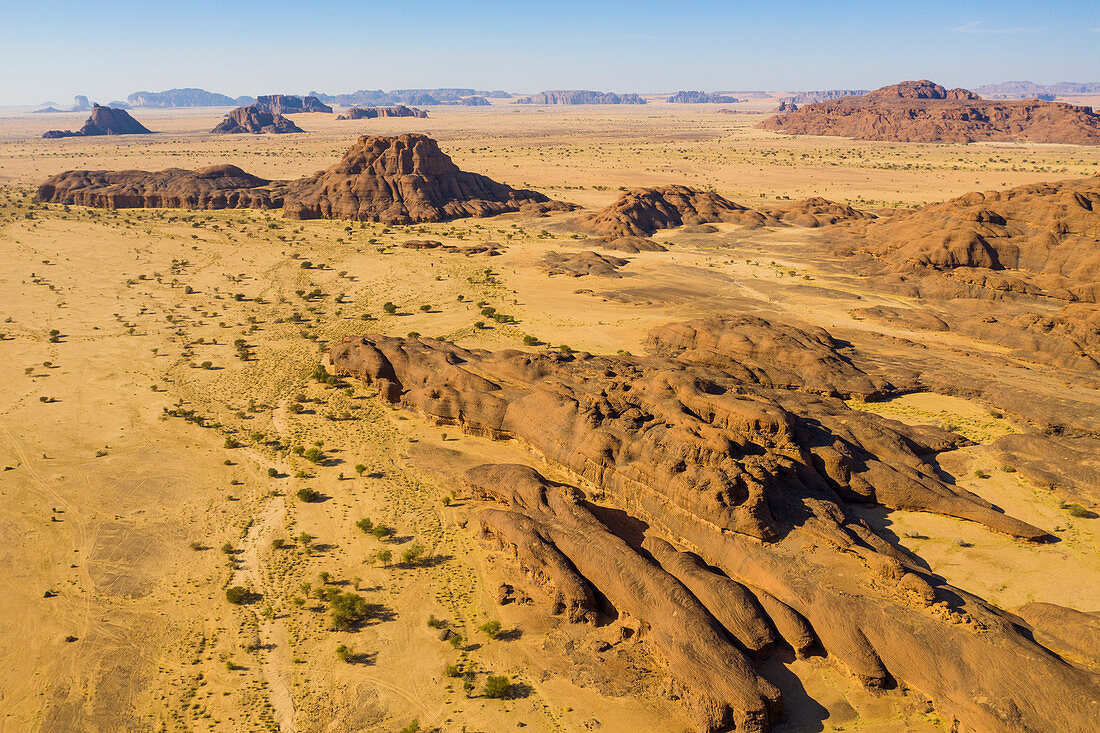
[950,21,1032,35]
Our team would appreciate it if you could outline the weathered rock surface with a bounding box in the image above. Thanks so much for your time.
[330,325,1100,732]
[762,196,876,227]
[846,176,1100,302]
[759,80,1100,144]
[667,91,740,104]
[541,251,629,278]
[37,134,575,225]
[515,90,646,105]
[770,101,798,113]
[282,134,574,222]
[36,165,282,210]
[252,94,332,114]
[336,105,427,120]
[583,185,772,237]
[211,106,303,134]
[596,236,668,253]
[42,104,152,138]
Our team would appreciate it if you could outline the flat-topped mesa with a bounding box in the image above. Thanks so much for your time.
[515,90,646,105]
[211,106,303,134]
[759,80,1100,144]
[252,94,333,114]
[42,104,152,139]
[335,105,428,120]
[668,91,740,104]
[36,133,576,224]
[281,133,575,223]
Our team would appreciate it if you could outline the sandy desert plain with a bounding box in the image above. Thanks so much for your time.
[1,100,1099,733]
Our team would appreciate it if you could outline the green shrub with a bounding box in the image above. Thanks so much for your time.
[296,487,320,503]
[225,586,249,604]
[483,675,510,699]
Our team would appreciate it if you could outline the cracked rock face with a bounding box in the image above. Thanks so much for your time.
[331,315,1098,733]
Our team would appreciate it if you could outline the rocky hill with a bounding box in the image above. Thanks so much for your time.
[127,88,255,107]
[515,90,646,105]
[335,105,427,120]
[211,107,303,134]
[326,315,1099,733]
[42,104,152,138]
[252,95,332,114]
[667,91,740,104]
[760,80,1100,144]
[37,134,574,224]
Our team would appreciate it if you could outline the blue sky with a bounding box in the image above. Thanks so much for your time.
[1,0,1097,105]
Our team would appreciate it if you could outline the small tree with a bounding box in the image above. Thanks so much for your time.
[398,720,420,733]
[383,302,397,314]
[401,543,426,566]
[478,620,502,639]
[296,487,320,503]
[376,549,392,565]
[267,467,279,478]
[226,586,249,605]
[354,464,367,476]
[371,525,392,541]
[335,644,353,663]
[356,518,374,534]
[483,675,510,699]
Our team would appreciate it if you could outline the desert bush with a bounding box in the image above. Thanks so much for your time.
[483,675,510,699]
[296,487,320,503]
[225,586,250,605]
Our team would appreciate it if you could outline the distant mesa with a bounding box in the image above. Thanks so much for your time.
[976,80,1100,100]
[106,100,131,109]
[211,106,303,134]
[252,95,333,115]
[667,91,740,104]
[336,105,428,120]
[42,104,152,139]
[34,95,94,114]
[37,133,576,224]
[514,90,646,105]
[771,101,798,113]
[760,80,1100,144]
[441,96,491,107]
[312,89,507,106]
[127,88,255,108]
[780,88,870,105]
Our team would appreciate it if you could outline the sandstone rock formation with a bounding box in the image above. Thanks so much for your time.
[583,185,774,237]
[252,95,332,114]
[846,176,1100,302]
[667,91,740,104]
[336,105,427,120]
[281,134,574,222]
[762,196,876,227]
[38,134,575,225]
[35,165,282,210]
[540,251,629,278]
[770,101,797,113]
[211,106,304,134]
[595,236,668,253]
[781,89,869,105]
[127,88,255,108]
[515,90,646,105]
[330,321,1100,732]
[759,80,1100,144]
[401,239,502,256]
[42,104,152,138]
[450,96,491,106]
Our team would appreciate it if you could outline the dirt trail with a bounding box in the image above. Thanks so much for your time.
[234,452,297,733]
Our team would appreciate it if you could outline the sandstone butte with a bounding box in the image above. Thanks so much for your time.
[758,79,1100,144]
[328,314,1098,733]
[35,133,575,224]
[211,106,304,134]
[42,104,152,139]
[335,105,428,120]
[251,94,333,114]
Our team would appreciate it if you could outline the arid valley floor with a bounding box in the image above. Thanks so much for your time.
[1,104,1098,733]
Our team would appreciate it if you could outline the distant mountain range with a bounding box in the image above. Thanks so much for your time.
[309,89,510,106]
[127,89,255,108]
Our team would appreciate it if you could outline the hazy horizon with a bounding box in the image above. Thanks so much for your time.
[2,0,1097,107]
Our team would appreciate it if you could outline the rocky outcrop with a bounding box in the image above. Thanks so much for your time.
[540,251,629,278]
[127,88,254,108]
[42,104,152,138]
[667,91,740,104]
[211,106,303,134]
[762,196,876,227]
[252,95,332,114]
[37,134,575,225]
[770,101,797,113]
[329,323,1100,733]
[451,96,490,106]
[760,80,1100,144]
[582,185,774,237]
[515,90,646,105]
[336,105,428,120]
[847,176,1100,302]
[35,165,283,210]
